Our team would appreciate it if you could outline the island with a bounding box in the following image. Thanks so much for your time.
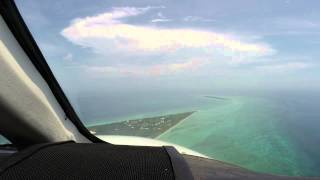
[204,96,228,100]
[88,111,195,138]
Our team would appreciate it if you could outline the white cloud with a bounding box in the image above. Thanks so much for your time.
[61,7,275,57]
[63,53,73,62]
[150,12,172,23]
[183,16,215,22]
[256,62,312,72]
[157,12,165,19]
[150,18,172,23]
[85,58,208,76]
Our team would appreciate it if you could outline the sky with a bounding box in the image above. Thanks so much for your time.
[15,0,320,95]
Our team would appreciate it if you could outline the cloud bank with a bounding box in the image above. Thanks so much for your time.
[61,7,274,56]
[61,7,283,76]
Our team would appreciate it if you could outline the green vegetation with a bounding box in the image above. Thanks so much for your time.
[88,111,194,138]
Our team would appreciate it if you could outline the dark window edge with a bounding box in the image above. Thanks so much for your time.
[0,0,103,143]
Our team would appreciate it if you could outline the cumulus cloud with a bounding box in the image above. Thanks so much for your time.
[61,7,275,56]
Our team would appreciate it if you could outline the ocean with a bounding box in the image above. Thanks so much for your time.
[76,90,320,176]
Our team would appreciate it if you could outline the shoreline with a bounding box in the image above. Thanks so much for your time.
[86,110,196,127]
[156,111,196,139]
[88,111,196,138]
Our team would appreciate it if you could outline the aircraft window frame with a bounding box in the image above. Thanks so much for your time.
[0,0,101,143]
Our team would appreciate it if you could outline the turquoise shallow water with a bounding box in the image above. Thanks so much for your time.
[157,96,320,176]
[78,92,320,176]
[157,97,300,175]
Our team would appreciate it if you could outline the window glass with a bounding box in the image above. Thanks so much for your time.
[16,0,320,176]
